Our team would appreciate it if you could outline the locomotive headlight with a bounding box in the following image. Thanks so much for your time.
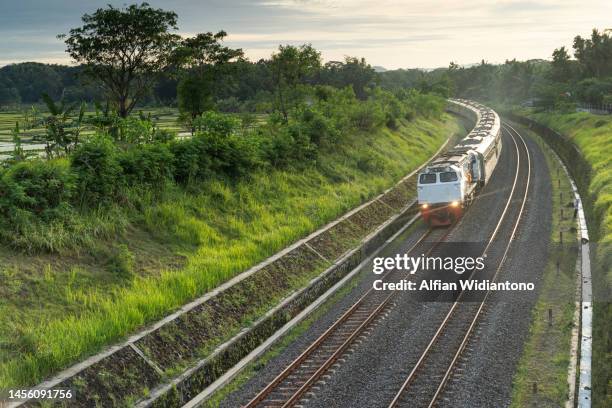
[421,203,429,209]
[450,201,459,207]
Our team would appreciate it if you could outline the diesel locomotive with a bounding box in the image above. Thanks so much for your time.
[417,99,502,226]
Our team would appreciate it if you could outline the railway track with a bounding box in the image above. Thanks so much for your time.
[243,226,453,408]
[242,122,532,408]
[387,122,532,408]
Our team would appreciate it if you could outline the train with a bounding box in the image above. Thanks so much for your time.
[417,99,502,226]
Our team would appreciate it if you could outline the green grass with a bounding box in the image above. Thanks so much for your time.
[510,126,578,408]
[520,111,611,244]
[516,109,611,407]
[0,115,463,391]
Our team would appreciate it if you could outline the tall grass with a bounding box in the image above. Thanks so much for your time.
[0,116,460,389]
[521,110,611,407]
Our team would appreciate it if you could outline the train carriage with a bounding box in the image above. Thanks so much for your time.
[418,99,502,226]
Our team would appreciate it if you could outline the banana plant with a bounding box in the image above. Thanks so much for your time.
[6,122,28,165]
[41,93,86,158]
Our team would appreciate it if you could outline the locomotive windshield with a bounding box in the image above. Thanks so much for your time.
[419,173,436,184]
[440,172,458,182]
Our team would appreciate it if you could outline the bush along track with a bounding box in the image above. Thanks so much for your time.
[0,91,466,406]
[506,110,611,407]
[509,122,579,407]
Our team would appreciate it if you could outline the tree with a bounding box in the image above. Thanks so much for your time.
[550,46,574,82]
[573,29,612,78]
[496,59,536,102]
[174,31,243,125]
[378,68,427,91]
[271,44,321,120]
[61,3,180,117]
[220,59,274,102]
[574,77,612,104]
[177,75,213,126]
[320,57,376,99]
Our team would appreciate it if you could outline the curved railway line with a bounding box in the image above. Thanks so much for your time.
[238,121,533,408]
[387,122,531,408]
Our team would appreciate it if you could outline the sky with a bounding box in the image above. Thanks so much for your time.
[0,0,611,69]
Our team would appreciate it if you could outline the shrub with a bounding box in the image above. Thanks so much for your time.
[298,108,340,146]
[153,129,176,143]
[316,86,357,130]
[71,136,122,206]
[574,77,612,105]
[171,129,261,181]
[117,117,156,144]
[350,100,385,131]
[170,138,210,185]
[414,93,445,118]
[313,85,336,101]
[396,88,445,120]
[260,128,292,168]
[193,111,241,137]
[0,158,74,220]
[118,143,174,189]
[260,121,317,168]
[368,87,405,129]
[200,132,262,178]
[385,96,404,129]
[385,114,398,129]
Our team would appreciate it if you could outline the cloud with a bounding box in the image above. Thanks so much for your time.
[0,0,611,69]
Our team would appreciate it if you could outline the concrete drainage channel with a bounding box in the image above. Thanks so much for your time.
[14,111,470,408]
[541,129,592,408]
[540,131,592,408]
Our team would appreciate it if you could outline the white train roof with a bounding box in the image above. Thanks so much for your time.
[423,99,500,171]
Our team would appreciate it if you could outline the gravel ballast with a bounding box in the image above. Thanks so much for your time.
[218,122,554,408]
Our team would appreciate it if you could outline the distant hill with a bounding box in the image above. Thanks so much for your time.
[0,61,176,106]
[373,66,387,73]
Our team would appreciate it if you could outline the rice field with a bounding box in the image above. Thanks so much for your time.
[0,107,186,155]
[0,107,269,161]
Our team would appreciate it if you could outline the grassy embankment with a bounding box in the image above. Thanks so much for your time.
[510,125,579,407]
[515,110,611,407]
[0,114,462,390]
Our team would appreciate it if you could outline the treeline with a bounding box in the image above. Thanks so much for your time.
[0,63,99,105]
[0,57,379,112]
[416,28,612,109]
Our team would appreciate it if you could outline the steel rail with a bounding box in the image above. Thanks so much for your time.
[388,123,531,408]
[244,226,451,408]
[425,123,532,408]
